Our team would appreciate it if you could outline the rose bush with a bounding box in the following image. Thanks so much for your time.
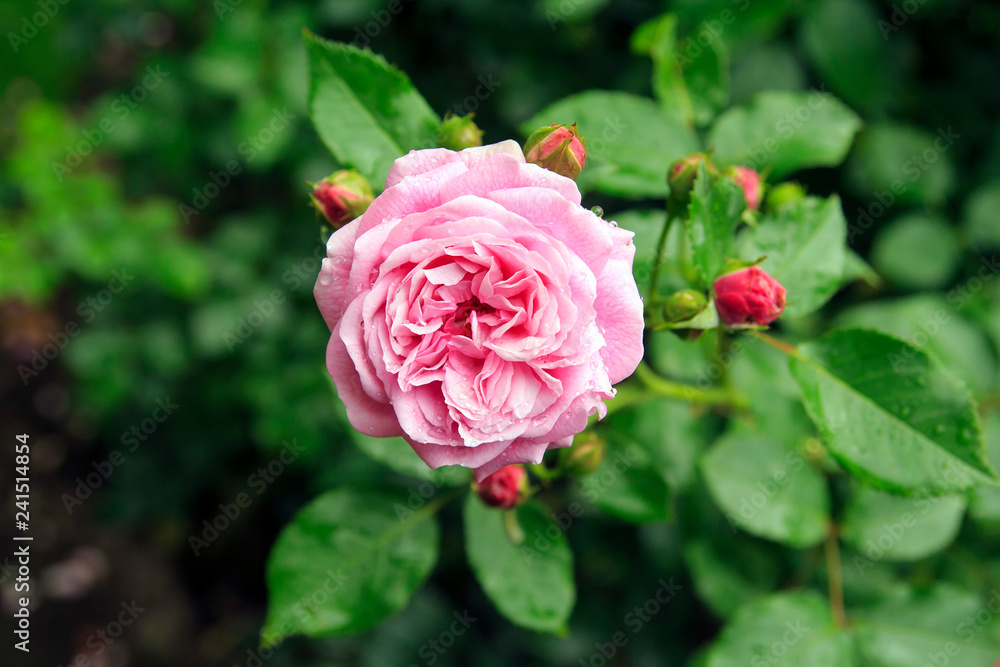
[314,140,643,481]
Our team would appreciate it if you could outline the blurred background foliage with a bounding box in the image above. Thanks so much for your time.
[2,0,1000,665]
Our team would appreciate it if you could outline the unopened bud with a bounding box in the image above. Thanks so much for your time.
[523,123,587,180]
[668,153,717,205]
[475,465,527,509]
[766,182,807,211]
[726,165,763,212]
[310,170,374,227]
[713,266,786,327]
[561,431,605,476]
[437,113,483,151]
[663,289,709,323]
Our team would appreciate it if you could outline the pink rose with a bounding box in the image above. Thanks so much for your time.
[314,140,643,481]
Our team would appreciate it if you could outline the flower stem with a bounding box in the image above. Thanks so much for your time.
[633,361,748,409]
[752,330,799,356]
[647,203,679,303]
[825,525,847,628]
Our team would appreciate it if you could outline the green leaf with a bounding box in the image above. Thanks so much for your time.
[521,91,699,198]
[705,591,855,667]
[835,295,998,395]
[708,91,862,178]
[964,181,1000,248]
[588,441,673,523]
[738,195,847,318]
[701,434,830,548]
[607,398,706,494]
[304,33,440,187]
[352,432,471,486]
[852,584,1000,667]
[842,484,966,562]
[970,413,1000,524]
[798,0,891,113]
[687,163,746,286]
[846,123,957,207]
[871,213,960,290]
[842,249,882,288]
[683,537,779,619]
[263,487,440,641]
[464,497,574,634]
[788,329,997,495]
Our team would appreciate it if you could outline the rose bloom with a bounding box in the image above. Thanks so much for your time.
[314,141,643,481]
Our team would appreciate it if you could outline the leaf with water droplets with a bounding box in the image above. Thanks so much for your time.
[789,329,997,495]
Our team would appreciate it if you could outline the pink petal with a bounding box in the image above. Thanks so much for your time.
[594,227,644,384]
[326,321,402,438]
[314,219,360,330]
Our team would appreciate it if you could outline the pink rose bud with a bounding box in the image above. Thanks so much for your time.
[523,123,587,180]
[476,465,527,509]
[713,266,786,326]
[311,169,374,227]
[668,153,717,205]
[727,165,763,212]
[437,113,483,151]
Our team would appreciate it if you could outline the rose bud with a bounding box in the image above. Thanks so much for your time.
[726,165,763,212]
[765,182,806,211]
[310,169,374,227]
[713,266,786,327]
[476,465,527,509]
[663,289,709,323]
[668,153,717,205]
[560,431,605,476]
[523,123,587,180]
[437,113,483,151]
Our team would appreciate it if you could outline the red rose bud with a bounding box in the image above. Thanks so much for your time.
[476,465,527,509]
[523,123,587,180]
[668,153,717,204]
[727,165,763,212]
[311,169,374,227]
[437,113,484,151]
[713,266,786,326]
